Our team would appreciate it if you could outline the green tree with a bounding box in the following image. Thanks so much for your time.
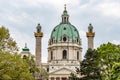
[39,68,49,80]
[0,26,18,53]
[110,63,120,80]
[69,73,79,80]
[80,49,101,80]
[23,56,48,80]
[0,51,33,80]
[23,56,37,78]
[0,26,34,79]
[97,42,120,80]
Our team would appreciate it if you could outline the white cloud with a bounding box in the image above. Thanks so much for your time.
[97,1,120,18]
[8,12,31,23]
[19,0,80,8]
[79,30,86,37]
[111,40,120,45]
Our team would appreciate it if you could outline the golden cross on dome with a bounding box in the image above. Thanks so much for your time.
[64,4,66,10]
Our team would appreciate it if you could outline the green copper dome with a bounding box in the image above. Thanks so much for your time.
[50,23,80,43]
[49,5,81,45]
[22,43,29,52]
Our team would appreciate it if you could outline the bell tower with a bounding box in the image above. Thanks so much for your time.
[34,23,43,67]
[86,23,95,49]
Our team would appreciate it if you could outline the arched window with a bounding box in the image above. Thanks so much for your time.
[51,51,53,60]
[63,37,67,42]
[77,51,79,60]
[63,50,67,59]
[23,55,27,59]
[64,17,66,23]
[77,38,79,42]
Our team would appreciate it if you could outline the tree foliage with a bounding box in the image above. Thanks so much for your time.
[0,26,48,80]
[69,73,79,80]
[39,68,49,80]
[0,51,33,80]
[0,26,18,53]
[110,63,120,80]
[97,42,120,80]
[79,48,101,80]
[0,26,35,79]
[23,56,48,80]
[70,42,120,80]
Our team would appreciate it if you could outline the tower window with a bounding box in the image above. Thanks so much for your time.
[77,51,79,60]
[47,68,49,72]
[64,17,66,23]
[23,55,27,59]
[63,37,67,42]
[63,50,67,59]
[51,51,53,60]
[64,17,66,20]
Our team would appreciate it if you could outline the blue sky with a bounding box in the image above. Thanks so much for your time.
[0,0,120,62]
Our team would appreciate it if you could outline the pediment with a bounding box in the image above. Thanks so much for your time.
[49,67,75,75]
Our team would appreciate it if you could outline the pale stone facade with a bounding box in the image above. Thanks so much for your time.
[47,42,82,80]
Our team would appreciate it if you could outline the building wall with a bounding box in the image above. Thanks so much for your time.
[48,43,82,61]
[47,42,82,80]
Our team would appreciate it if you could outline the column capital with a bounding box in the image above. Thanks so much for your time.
[34,32,43,37]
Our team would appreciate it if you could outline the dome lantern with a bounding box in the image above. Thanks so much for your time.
[61,4,69,24]
[22,43,29,52]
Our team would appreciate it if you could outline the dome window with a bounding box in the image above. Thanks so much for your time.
[77,38,79,42]
[63,37,67,42]
[63,27,66,30]
[63,50,67,59]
